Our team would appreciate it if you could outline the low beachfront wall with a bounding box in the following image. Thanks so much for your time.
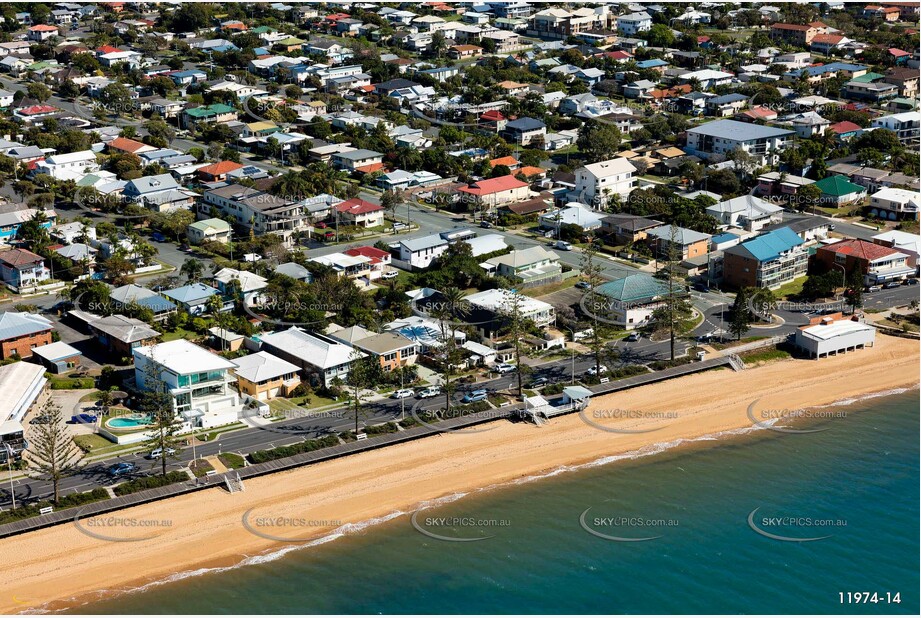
[0,357,736,539]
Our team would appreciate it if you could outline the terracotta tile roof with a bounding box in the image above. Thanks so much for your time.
[30,24,59,32]
[0,248,45,267]
[345,246,390,260]
[457,175,528,196]
[107,137,148,153]
[829,120,862,134]
[489,156,519,168]
[198,160,244,176]
[820,238,901,261]
[336,198,383,215]
[517,166,546,177]
[480,110,506,122]
[354,162,385,174]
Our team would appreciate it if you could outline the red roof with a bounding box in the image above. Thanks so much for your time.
[604,50,632,60]
[517,166,546,177]
[0,248,45,267]
[772,23,814,31]
[457,175,528,196]
[697,36,710,43]
[821,239,901,261]
[335,198,383,215]
[354,162,385,174]
[96,45,120,54]
[325,12,350,21]
[17,105,58,115]
[812,34,846,44]
[198,160,243,176]
[829,120,862,134]
[489,156,519,168]
[107,136,148,153]
[30,24,59,32]
[889,48,910,56]
[345,246,390,261]
[480,110,506,122]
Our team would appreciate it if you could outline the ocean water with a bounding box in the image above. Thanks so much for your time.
[77,390,919,615]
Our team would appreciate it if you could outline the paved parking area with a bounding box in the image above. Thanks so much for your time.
[537,286,585,311]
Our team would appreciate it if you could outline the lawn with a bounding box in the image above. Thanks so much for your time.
[773,276,808,300]
[740,347,792,364]
[268,394,339,413]
[161,327,200,342]
[522,277,578,298]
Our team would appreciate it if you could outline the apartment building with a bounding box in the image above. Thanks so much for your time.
[722,227,808,290]
[573,157,637,207]
[685,119,793,165]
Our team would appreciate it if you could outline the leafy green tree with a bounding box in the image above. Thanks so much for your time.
[727,287,755,340]
[577,121,622,163]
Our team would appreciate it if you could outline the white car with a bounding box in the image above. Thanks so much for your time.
[391,388,415,399]
[555,240,573,251]
[585,364,608,376]
[147,447,176,459]
[382,270,398,280]
[494,363,517,374]
[416,386,441,399]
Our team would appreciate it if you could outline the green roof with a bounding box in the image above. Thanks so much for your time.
[595,274,671,304]
[814,175,864,197]
[251,26,277,34]
[189,218,231,233]
[277,36,305,45]
[850,72,885,83]
[185,103,237,118]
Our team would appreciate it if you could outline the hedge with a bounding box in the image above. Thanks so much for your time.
[113,471,190,496]
[247,434,340,464]
[0,488,110,525]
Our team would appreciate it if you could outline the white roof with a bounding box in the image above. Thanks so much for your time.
[799,320,875,342]
[0,361,47,423]
[871,187,921,204]
[581,157,635,179]
[43,150,97,165]
[212,268,269,293]
[260,327,364,369]
[231,351,299,382]
[707,195,783,218]
[309,252,371,270]
[872,230,921,255]
[465,234,508,257]
[464,288,554,316]
[31,341,81,362]
[680,69,733,81]
[134,339,237,375]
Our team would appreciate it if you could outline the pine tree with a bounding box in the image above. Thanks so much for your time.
[728,287,755,341]
[27,400,84,504]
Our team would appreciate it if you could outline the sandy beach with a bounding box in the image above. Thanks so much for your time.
[2,334,918,614]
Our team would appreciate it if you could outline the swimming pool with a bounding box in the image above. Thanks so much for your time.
[107,415,154,429]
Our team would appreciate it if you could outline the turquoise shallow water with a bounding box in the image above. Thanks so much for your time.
[77,390,919,614]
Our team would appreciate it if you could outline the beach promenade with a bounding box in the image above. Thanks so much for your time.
[1,334,917,614]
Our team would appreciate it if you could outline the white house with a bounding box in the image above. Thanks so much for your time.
[574,158,637,208]
[397,233,449,270]
[706,195,784,231]
[616,11,652,35]
[33,150,100,180]
[259,327,365,388]
[868,187,920,221]
[685,119,794,166]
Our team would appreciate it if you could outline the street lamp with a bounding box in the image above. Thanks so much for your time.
[4,443,15,510]
[832,262,847,300]
[563,326,577,385]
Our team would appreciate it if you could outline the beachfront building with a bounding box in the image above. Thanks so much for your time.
[794,315,876,359]
[0,361,48,463]
[813,239,915,286]
[259,327,366,388]
[230,351,301,402]
[593,274,676,330]
[464,288,556,329]
[722,227,807,290]
[133,339,243,429]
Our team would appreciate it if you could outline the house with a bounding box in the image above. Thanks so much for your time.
[335,198,385,228]
[814,239,914,286]
[883,68,919,99]
[685,119,794,166]
[706,195,784,232]
[594,274,677,330]
[483,246,562,287]
[106,136,156,156]
[762,217,830,244]
[458,175,530,211]
[123,173,196,213]
[188,218,232,244]
[870,111,920,144]
[756,171,816,198]
[182,103,238,130]
[202,185,306,246]
[0,249,50,289]
[30,341,82,374]
[331,149,385,174]
[872,230,921,268]
[212,268,269,306]
[574,158,636,207]
[397,234,450,270]
[645,225,711,260]
[794,315,876,359]
[449,44,483,59]
[231,351,300,401]
[539,203,605,232]
[259,327,365,388]
[163,283,224,315]
[274,262,313,283]
[616,11,652,35]
[706,93,749,117]
[109,284,176,321]
[28,24,59,42]
[623,80,657,99]
[770,23,819,46]
[599,214,664,245]
[377,170,443,191]
[677,69,733,90]
[344,246,392,276]
[0,312,53,359]
[814,176,867,205]
[310,252,377,282]
[463,288,556,330]
[134,339,242,429]
[502,117,547,146]
[33,150,99,180]
[722,227,807,290]
[868,187,920,220]
[197,161,244,183]
[70,311,160,358]
[330,327,418,371]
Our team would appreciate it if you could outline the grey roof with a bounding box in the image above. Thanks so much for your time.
[0,312,53,341]
[688,119,793,140]
[334,148,383,161]
[274,262,313,281]
[163,283,220,305]
[646,224,711,245]
[79,313,160,343]
[110,284,176,313]
[401,233,449,252]
[505,117,546,131]
[231,351,299,382]
[125,173,179,195]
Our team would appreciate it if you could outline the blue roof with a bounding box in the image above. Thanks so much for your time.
[738,227,803,262]
[636,59,668,68]
[784,62,867,78]
[712,232,739,243]
[163,283,220,304]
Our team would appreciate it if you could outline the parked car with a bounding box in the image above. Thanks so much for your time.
[575,281,591,290]
[625,332,641,342]
[147,447,176,459]
[479,221,492,228]
[416,386,441,399]
[107,462,137,477]
[461,389,488,404]
[866,285,882,292]
[29,414,51,425]
[150,232,166,242]
[529,376,549,388]
[906,278,918,286]
[494,363,517,374]
[392,222,407,230]
[883,281,902,289]
[692,282,710,292]
[555,240,573,251]
[71,413,98,424]
[585,364,608,376]
[315,221,327,228]
[382,270,398,280]
[391,388,415,399]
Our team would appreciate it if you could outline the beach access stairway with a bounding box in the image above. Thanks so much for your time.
[0,356,738,540]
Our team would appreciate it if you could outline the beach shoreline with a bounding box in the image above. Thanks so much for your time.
[3,334,918,615]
